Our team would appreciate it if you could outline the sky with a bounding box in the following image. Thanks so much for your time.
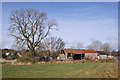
[1,2,118,50]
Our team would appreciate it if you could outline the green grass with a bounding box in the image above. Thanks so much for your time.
[2,62,118,78]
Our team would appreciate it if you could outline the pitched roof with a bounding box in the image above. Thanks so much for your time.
[63,49,97,54]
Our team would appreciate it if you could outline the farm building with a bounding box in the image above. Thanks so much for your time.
[59,49,98,60]
[97,51,107,59]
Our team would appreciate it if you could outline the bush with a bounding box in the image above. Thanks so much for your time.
[17,57,29,62]
[17,51,37,63]
[2,53,6,58]
[6,56,14,60]
[12,52,19,59]
[17,56,36,63]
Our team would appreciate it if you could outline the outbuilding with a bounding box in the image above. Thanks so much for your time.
[60,49,98,60]
[97,51,107,59]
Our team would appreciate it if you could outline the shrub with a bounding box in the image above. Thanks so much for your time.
[17,57,29,62]
[12,52,19,59]
[17,55,37,63]
[2,53,6,58]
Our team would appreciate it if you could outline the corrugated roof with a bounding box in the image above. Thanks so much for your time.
[63,49,97,54]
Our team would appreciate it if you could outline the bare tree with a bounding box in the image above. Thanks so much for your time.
[86,40,111,54]
[70,45,75,49]
[76,42,83,49]
[8,9,57,55]
[41,37,65,52]
[39,37,51,51]
[55,37,65,52]
[102,42,111,54]
[86,40,102,51]
[86,45,93,50]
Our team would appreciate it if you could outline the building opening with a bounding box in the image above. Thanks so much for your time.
[73,54,85,60]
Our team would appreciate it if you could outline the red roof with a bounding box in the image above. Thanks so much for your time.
[63,49,97,54]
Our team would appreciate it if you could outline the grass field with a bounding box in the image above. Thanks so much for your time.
[2,62,118,78]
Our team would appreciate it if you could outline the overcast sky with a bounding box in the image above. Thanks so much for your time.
[1,2,118,50]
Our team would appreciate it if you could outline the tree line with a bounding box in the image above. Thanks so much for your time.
[71,40,112,55]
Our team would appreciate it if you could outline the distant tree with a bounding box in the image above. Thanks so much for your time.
[86,45,93,50]
[102,42,111,55]
[54,37,65,52]
[86,40,102,51]
[8,9,57,56]
[39,36,65,58]
[76,43,83,49]
[41,37,65,52]
[70,45,75,49]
